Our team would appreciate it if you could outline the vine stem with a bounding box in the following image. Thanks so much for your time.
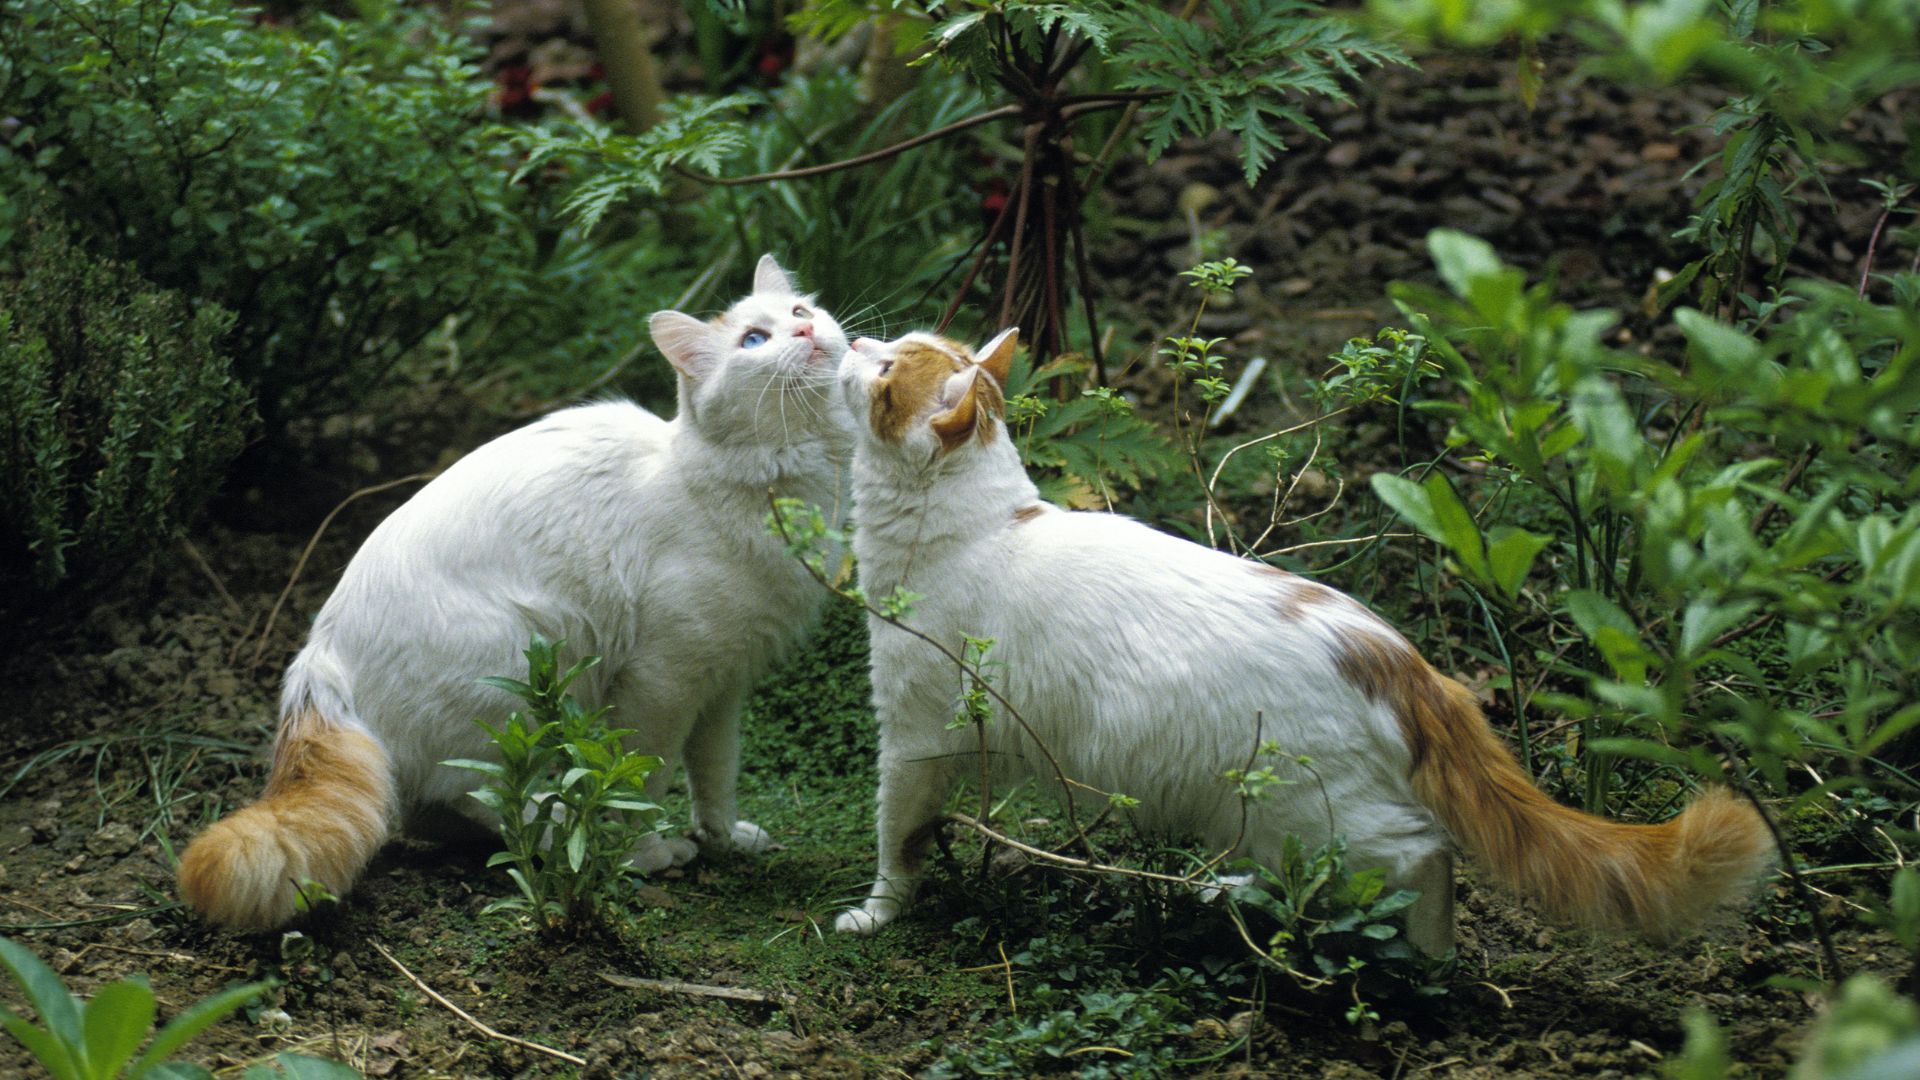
[677,104,1022,186]
[765,493,1092,842]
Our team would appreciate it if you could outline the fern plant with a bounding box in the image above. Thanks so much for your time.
[525,0,1406,369]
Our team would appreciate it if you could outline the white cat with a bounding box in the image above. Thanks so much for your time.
[180,255,850,930]
[830,328,1772,954]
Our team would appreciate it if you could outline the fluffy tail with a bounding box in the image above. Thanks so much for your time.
[178,707,395,930]
[1344,638,1775,934]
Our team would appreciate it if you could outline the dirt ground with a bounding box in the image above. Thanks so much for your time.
[3,32,1913,1080]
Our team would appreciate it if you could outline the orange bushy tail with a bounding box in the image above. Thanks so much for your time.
[1340,636,1775,934]
[178,708,394,930]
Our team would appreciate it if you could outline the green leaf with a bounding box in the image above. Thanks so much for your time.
[566,824,587,873]
[1428,228,1502,300]
[1486,527,1548,599]
[82,979,157,1080]
[241,1052,366,1080]
[128,981,271,1078]
[0,936,85,1060]
[1,1012,83,1080]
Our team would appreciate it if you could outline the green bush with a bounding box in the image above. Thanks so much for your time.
[0,0,529,431]
[0,212,250,596]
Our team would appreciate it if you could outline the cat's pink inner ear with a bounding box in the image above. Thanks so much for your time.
[649,310,719,379]
[754,254,795,297]
[976,327,1019,388]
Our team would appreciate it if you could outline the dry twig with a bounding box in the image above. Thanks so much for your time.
[371,942,585,1067]
[249,472,437,665]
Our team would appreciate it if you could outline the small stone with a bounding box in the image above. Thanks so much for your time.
[121,918,158,944]
[64,855,88,874]
[50,948,81,974]
[88,821,140,858]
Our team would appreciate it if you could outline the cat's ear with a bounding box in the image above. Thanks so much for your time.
[649,310,721,379]
[754,254,796,297]
[929,370,984,452]
[975,327,1018,388]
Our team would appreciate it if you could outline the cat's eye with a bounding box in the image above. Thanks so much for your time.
[741,330,770,348]
[792,305,810,318]
[877,360,893,375]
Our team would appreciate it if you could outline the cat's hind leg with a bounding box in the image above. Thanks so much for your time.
[836,755,955,935]
[682,690,774,855]
[1402,847,1455,956]
[630,750,699,873]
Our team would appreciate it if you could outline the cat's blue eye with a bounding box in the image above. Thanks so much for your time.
[741,330,770,348]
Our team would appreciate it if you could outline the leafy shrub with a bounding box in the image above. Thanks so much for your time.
[447,636,665,936]
[0,0,528,431]
[1229,835,1441,1023]
[0,935,355,1079]
[0,211,250,596]
[743,599,879,782]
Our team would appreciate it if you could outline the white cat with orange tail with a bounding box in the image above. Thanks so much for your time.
[831,327,1772,954]
[179,256,850,930]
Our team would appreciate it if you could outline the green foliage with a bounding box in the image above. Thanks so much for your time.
[927,967,1204,1077]
[742,599,879,782]
[824,0,1407,186]
[446,636,665,937]
[1114,0,1411,183]
[0,210,249,595]
[509,65,985,323]
[0,935,335,1080]
[0,0,529,429]
[1003,353,1178,507]
[1230,835,1441,1024]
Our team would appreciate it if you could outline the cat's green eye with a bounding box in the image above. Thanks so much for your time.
[792,305,810,318]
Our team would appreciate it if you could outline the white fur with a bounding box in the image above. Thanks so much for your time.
[281,255,850,864]
[832,335,1452,946]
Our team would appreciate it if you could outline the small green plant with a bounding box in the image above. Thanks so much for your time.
[0,935,355,1079]
[1229,835,1440,1024]
[0,208,250,598]
[446,635,665,936]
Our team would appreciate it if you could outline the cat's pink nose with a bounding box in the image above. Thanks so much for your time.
[793,322,814,339]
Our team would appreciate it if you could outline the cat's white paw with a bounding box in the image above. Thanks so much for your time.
[628,833,700,874]
[834,907,887,935]
[730,820,774,854]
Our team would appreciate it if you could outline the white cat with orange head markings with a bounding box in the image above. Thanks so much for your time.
[179,255,850,930]
[832,327,1772,953]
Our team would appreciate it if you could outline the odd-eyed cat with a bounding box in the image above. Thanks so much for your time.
[180,256,850,929]
[831,328,1772,954]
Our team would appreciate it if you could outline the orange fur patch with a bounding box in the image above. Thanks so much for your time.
[1332,629,1773,937]
[177,708,394,930]
[869,338,1004,451]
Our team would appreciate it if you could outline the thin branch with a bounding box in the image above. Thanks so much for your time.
[678,104,1021,186]
[372,942,586,1067]
[249,472,437,666]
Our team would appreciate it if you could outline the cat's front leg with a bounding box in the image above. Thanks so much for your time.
[683,691,773,855]
[836,754,954,935]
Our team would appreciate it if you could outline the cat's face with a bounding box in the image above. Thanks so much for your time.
[648,255,850,443]
[838,328,1018,462]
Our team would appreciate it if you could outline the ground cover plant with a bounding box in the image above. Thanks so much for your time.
[2,0,1918,1076]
